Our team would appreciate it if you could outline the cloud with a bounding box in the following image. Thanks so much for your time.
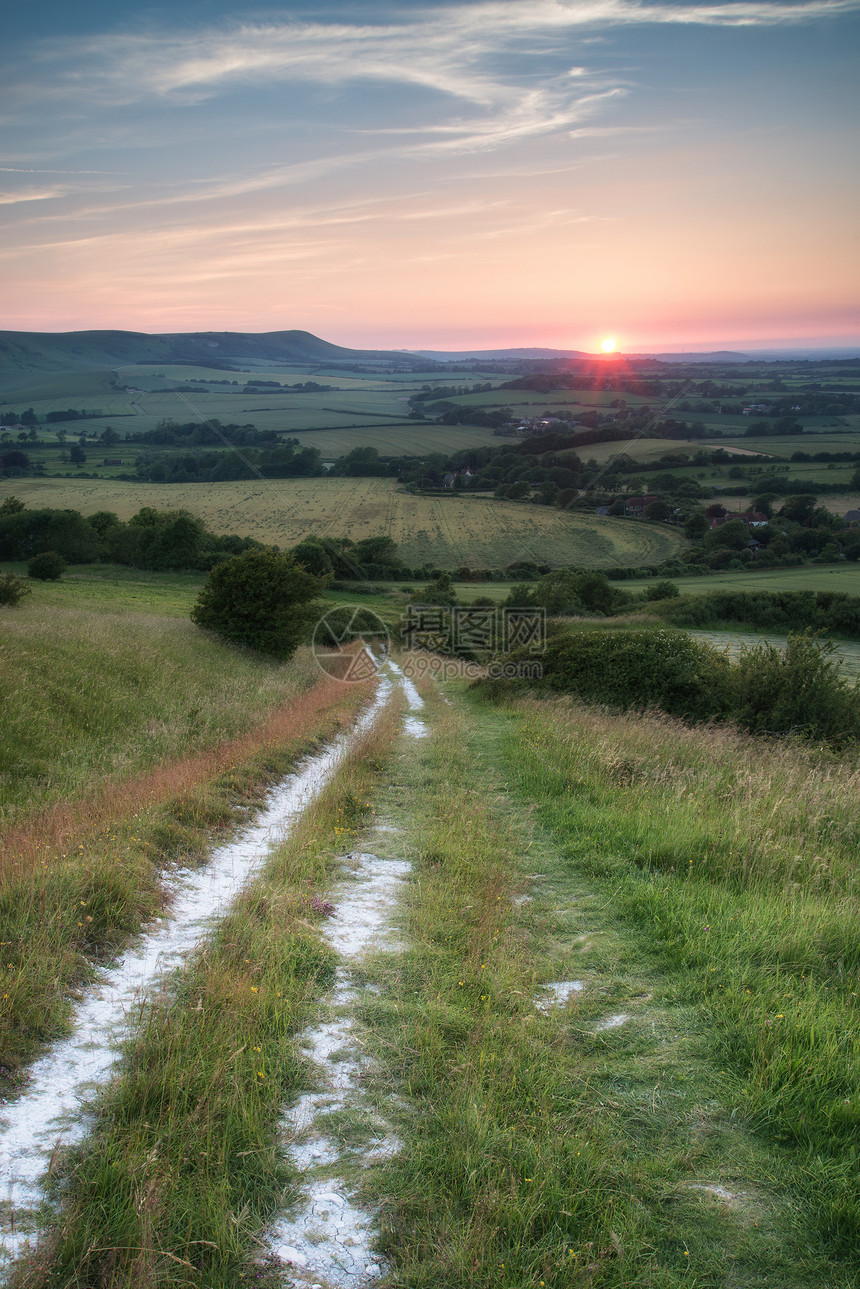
[0,187,67,205]
[21,0,858,107]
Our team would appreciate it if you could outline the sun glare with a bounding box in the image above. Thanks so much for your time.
[600,337,617,353]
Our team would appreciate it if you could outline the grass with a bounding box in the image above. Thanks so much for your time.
[5,639,860,1285]
[0,568,383,1080]
[0,662,373,1078]
[624,564,860,595]
[25,694,404,1289]
[0,562,205,616]
[493,693,860,1278]
[0,477,686,569]
[0,600,329,826]
[341,683,859,1287]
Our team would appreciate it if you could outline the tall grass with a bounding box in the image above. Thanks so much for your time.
[501,695,860,1266]
[0,604,324,829]
[0,670,373,1076]
[22,700,403,1289]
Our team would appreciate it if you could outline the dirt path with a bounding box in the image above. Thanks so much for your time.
[0,676,396,1276]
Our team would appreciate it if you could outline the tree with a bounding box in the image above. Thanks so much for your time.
[780,494,818,524]
[355,535,403,567]
[291,539,334,578]
[191,548,325,659]
[69,444,87,465]
[643,579,680,601]
[752,493,777,519]
[1,450,30,474]
[0,496,25,515]
[704,519,750,552]
[643,500,671,521]
[684,510,709,540]
[410,572,458,607]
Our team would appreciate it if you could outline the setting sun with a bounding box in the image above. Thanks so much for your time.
[600,337,617,353]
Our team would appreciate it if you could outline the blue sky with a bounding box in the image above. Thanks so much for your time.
[1,0,858,349]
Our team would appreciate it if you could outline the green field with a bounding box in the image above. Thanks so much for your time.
[0,361,506,447]
[624,564,860,595]
[0,477,687,570]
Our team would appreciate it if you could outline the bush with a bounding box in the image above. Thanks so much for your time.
[657,590,860,639]
[643,579,680,601]
[28,550,66,580]
[409,573,458,607]
[729,633,860,742]
[191,549,325,660]
[0,571,32,606]
[537,628,731,721]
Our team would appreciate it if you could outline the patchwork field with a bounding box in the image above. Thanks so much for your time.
[0,477,686,569]
[0,361,503,448]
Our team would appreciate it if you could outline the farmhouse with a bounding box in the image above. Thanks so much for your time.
[624,495,659,516]
[709,510,769,530]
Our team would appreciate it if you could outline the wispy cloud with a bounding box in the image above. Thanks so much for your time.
[0,187,67,205]
[20,0,856,109]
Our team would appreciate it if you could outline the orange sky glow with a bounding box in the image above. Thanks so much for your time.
[2,0,858,351]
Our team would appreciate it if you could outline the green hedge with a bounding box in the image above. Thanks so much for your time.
[657,590,860,638]
[491,627,860,744]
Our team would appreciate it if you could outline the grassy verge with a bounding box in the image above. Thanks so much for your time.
[496,695,860,1278]
[19,692,404,1289]
[353,686,858,1287]
[0,673,372,1080]
[0,599,331,829]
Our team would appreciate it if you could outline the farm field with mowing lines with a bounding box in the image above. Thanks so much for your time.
[0,477,686,570]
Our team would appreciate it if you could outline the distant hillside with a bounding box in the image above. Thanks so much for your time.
[0,329,419,383]
[408,347,592,361]
[410,346,750,363]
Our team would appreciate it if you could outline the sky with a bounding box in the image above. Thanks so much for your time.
[1,0,859,352]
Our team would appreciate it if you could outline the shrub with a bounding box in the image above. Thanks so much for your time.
[729,633,860,742]
[643,579,680,601]
[657,590,860,639]
[409,573,458,607]
[191,548,325,660]
[537,628,731,721]
[28,550,66,580]
[0,571,32,606]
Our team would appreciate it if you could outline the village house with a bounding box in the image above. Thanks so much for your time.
[624,495,660,516]
[708,510,769,530]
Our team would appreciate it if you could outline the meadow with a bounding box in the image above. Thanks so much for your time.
[0,477,686,569]
[3,548,860,1285]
